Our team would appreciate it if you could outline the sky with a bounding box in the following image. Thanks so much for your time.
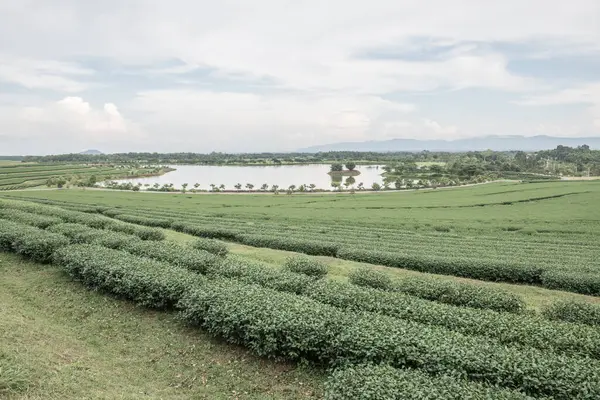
[1,1,600,155]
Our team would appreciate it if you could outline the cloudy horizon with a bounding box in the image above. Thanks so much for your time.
[1,1,600,155]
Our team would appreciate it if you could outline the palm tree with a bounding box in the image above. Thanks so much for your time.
[194,183,200,190]
[309,183,316,191]
[245,183,254,190]
[261,183,269,191]
[219,184,226,191]
[234,183,242,190]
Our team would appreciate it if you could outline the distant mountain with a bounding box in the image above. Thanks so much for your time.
[79,149,103,155]
[299,135,600,153]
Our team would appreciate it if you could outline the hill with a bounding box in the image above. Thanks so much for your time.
[299,135,600,152]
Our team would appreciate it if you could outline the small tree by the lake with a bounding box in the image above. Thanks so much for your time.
[345,162,356,171]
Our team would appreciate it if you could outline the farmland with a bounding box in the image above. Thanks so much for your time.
[0,163,171,190]
[2,180,600,398]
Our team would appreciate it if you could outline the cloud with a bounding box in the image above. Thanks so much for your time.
[0,97,143,153]
[0,55,93,92]
[0,0,599,153]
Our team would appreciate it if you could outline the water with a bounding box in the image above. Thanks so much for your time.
[109,164,385,191]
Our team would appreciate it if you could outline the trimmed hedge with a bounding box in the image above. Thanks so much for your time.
[239,234,340,257]
[348,268,394,291]
[113,213,173,228]
[325,364,533,400]
[0,220,69,263]
[171,222,240,241]
[541,270,600,296]
[283,256,328,278]
[52,244,206,309]
[122,240,221,273]
[305,279,600,359]
[543,300,600,327]
[179,279,600,399]
[191,238,229,257]
[337,247,543,284]
[0,209,62,229]
[395,276,526,314]
[48,223,137,249]
[207,256,313,295]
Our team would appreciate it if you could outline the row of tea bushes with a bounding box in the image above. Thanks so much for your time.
[179,278,600,399]
[542,300,600,327]
[324,364,533,400]
[348,268,526,313]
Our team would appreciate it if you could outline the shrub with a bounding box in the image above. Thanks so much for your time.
[337,248,543,284]
[283,256,328,278]
[11,228,70,263]
[192,238,229,257]
[53,244,206,309]
[239,234,339,257]
[541,270,600,296]
[178,279,600,399]
[348,268,394,291]
[0,209,62,229]
[305,279,600,359]
[325,364,532,400]
[49,223,137,249]
[208,256,313,294]
[123,240,221,273]
[543,300,600,327]
[114,213,173,228]
[395,276,526,313]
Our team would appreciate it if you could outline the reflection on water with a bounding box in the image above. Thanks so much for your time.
[110,164,384,191]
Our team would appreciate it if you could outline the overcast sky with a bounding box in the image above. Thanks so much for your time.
[1,1,599,154]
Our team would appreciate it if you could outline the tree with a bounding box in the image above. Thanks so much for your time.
[182,183,189,193]
[271,184,279,193]
[194,183,200,190]
[132,185,140,192]
[371,182,381,191]
[345,176,356,186]
[288,184,296,193]
[345,162,356,171]
[245,183,254,190]
[309,183,316,191]
[394,179,403,190]
[234,183,242,190]
[219,184,226,191]
[330,163,343,172]
[357,182,364,190]
[261,183,269,191]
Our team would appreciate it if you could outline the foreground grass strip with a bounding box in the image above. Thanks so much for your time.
[324,364,533,400]
[180,279,600,399]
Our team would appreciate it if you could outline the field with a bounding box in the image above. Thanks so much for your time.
[0,163,166,190]
[2,180,600,398]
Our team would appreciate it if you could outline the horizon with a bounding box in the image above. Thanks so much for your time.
[1,1,600,154]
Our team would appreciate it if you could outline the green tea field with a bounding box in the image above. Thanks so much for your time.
[2,180,600,399]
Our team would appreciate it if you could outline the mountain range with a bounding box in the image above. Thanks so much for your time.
[298,135,600,153]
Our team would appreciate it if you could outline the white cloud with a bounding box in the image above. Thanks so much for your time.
[0,55,92,92]
[0,0,599,152]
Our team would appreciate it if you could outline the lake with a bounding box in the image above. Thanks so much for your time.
[110,164,385,191]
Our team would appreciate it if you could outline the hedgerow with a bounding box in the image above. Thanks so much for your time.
[207,256,313,294]
[348,268,394,291]
[52,244,206,309]
[171,223,240,241]
[122,240,221,273]
[283,256,328,278]
[305,279,600,359]
[324,364,533,400]
[48,223,137,249]
[395,276,526,313]
[0,209,62,229]
[191,238,229,257]
[114,213,173,228]
[337,247,543,284]
[179,279,600,398]
[540,270,600,296]
[239,234,340,256]
[0,220,69,263]
[542,300,600,327]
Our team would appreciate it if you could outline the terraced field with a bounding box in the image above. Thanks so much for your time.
[2,180,600,399]
[0,163,163,190]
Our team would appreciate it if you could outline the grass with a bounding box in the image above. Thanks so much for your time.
[0,252,323,399]
[165,230,600,311]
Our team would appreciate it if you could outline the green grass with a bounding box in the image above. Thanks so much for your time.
[0,252,323,399]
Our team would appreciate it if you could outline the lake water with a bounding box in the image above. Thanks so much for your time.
[110,164,385,191]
